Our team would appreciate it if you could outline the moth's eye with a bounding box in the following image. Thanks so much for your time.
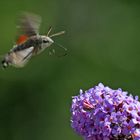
[43,40,49,43]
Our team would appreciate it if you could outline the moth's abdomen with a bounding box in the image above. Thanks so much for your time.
[1,59,9,68]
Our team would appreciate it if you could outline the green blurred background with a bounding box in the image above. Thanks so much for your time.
[0,0,140,140]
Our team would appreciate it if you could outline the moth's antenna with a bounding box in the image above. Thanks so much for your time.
[50,31,65,38]
[47,26,52,36]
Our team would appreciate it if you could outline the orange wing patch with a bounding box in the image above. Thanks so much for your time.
[16,35,28,45]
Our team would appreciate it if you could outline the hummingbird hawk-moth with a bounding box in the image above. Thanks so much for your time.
[1,12,65,68]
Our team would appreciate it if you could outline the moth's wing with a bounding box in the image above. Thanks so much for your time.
[16,12,41,38]
[11,47,34,67]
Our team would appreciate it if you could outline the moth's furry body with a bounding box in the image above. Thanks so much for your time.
[12,35,53,53]
[1,12,64,68]
[2,35,54,68]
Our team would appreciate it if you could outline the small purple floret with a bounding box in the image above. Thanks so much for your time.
[71,83,140,140]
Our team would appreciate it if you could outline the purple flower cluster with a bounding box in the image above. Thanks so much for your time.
[71,83,140,140]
